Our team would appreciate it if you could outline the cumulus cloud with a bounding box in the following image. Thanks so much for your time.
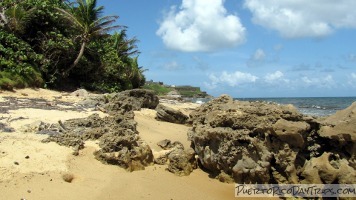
[264,71,289,84]
[157,0,246,52]
[163,61,181,71]
[244,0,356,38]
[352,73,356,79]
[205,71,258,89]
[247,48,267,67]
[253,49,265,61]
[348,73,356,87]
[300,75,336,88]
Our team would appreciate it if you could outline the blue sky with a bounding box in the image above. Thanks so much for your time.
[99,0,356,98]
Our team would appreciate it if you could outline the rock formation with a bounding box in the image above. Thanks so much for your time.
[104,89,159,113]
[155,104,189,124]
[154,139,197,176]
[41,89,157,171]
[188,95,356,184]
[167,148,197,176]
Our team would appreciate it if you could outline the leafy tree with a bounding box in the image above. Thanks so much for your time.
[0,0,147,92]
[56,0,120,75]
[3,4,35,36]
[0,29,45,89]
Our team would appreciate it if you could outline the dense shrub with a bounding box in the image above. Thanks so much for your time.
[0,29,44,89]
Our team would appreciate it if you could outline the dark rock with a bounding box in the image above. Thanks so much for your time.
[272,119,310,148]
[170,141,184,150]
[70,89,89,97]
[155,104,188,124]
[154,155,169,165]
[94,140,153,172]
[0,122,15,132]
[42,133,85,150]
[41,101,154,171]
[78,94,108,108]
[188,94,356,184]
[301,152,356,184]
[166,148,197,176]
[157,139,171,150]
[157,139,184,150]
[104,89,159,113]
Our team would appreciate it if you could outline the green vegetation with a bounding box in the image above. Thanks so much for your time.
[142,83,173,95]
[174,86,203,97]
[0,0,145,92]
[142,82,209,98]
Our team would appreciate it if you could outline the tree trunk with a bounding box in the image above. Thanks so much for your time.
[63,41,86,76]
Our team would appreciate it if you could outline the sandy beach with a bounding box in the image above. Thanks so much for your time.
[0,89,237,200]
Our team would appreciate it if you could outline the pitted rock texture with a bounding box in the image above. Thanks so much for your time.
[104,89,159,113]
[188,95,356,184]
[76,89,159,113]
[154,139,196,176]
[155,104,189,124]
[41,89,157,171]
[166,148,197,176]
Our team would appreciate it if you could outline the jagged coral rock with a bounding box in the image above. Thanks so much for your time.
[188,94,356,184]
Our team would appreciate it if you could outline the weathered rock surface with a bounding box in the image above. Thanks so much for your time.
[0,122,15,132]
[75,89,159,113]
[70,89,89,97]
[188,94,356,184]
[157,139,172,150]
[104,89,159,113]
[41,89,157,171]
[155,104,189,124]
[318,102,356,172]
[167,148,197,176]
[153,139,196,175]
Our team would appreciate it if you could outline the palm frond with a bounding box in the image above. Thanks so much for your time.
[55,7,84,30]
[5,5,36,34]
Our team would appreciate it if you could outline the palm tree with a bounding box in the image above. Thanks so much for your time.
[113,30,140,57]
[56,0,120,75]
[3,4,35,35]
[127,57,147,88]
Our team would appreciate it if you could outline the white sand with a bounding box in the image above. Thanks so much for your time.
[0,88,256,200]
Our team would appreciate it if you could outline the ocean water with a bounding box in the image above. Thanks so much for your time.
[234,97,356,117]
[188,97,356,117]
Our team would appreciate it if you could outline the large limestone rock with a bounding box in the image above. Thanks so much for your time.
[41,91,157,171]
[77,89,159,112]
[155,104,189,124]
[272,119,310,148]
[167,148,197,176]
[188,94,356,184]
[318,102,356,169]
[301,152,356,184]
[95,140,154,172]
[104,89,159,113]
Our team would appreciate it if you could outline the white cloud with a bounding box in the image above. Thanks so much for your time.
[348,73,356,87]
[163,61,181,70]
[205,71,258,89]
[157,0,246,52]
[264,71,288,84]
[300,75,336,88]
[247,48,267,67]
[253,48,265,61]
[352,73,356,79]
[244,0,356,38]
